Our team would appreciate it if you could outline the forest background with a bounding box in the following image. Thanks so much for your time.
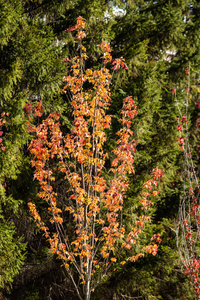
[0,0,200,299]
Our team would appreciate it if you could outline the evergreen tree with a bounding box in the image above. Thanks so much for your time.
[105,0,200,298]
[0,0,65,290]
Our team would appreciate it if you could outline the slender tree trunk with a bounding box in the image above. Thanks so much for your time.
[84,278,91,300]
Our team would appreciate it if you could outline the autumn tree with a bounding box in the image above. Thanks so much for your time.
[175,65,200,299]
[0,0,113,296]
[28,17,163,300]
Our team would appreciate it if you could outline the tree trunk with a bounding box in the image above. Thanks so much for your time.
[84,279,91,300]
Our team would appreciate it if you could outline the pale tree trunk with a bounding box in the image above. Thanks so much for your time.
[84,276,91,300]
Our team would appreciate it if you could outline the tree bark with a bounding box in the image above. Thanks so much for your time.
[84,278,91,300]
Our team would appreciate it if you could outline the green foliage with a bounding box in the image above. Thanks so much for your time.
[106,1,200,299]
[0,0,65,289]
[0,216,26,289]
[0,0,23,47]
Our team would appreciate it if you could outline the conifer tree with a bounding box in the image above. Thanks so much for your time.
[0,0,65,289]
[105,0,200,298]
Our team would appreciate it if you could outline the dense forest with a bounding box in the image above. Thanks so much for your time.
[1,0,200,299]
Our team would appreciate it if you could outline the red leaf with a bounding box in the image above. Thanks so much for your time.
[112,64,120,70]
[65,25,77,32]
[122,62,128,70]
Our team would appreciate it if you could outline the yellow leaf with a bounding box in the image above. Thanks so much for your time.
[111,257,117,262]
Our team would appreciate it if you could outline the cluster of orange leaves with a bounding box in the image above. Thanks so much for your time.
[28,16,163,294]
